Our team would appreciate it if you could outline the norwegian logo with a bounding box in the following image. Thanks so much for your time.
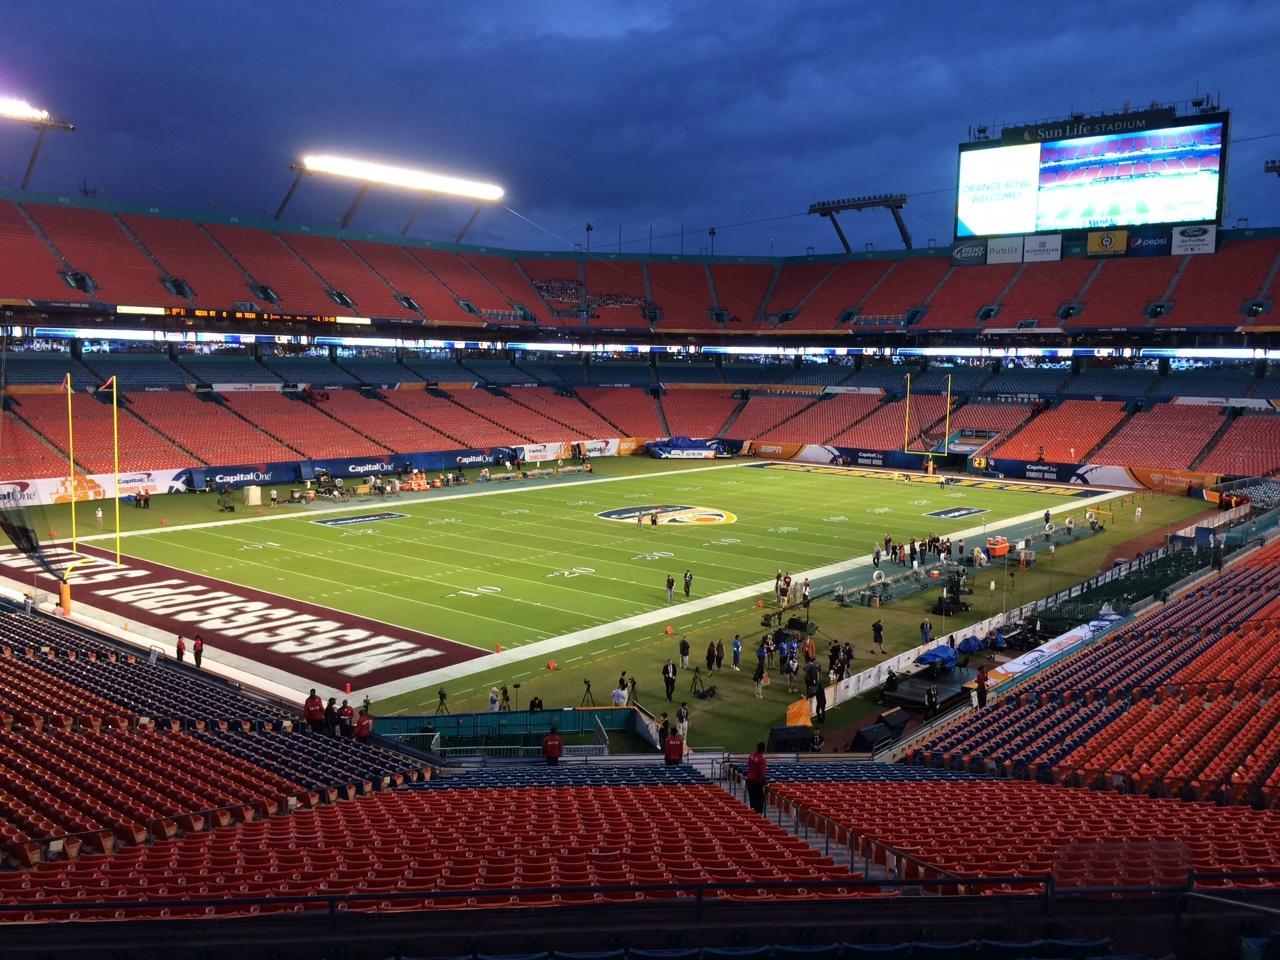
[924,507,988,520]
[597,504,737,525]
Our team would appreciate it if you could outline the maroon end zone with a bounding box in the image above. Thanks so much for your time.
[0,544,485,690]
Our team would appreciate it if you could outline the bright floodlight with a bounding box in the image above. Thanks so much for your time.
[0,97,51,124]
[300,154,504,202]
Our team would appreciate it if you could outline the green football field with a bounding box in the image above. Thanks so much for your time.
[104,460,1092,655]
[53,456,1209,750]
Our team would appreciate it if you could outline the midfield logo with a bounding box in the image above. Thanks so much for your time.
[597,504,737,525]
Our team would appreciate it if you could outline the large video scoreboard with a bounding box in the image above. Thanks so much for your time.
[956,110,1228,238]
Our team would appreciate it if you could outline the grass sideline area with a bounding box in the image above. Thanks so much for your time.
[375,486,1203,751]
[31,457,1207,751]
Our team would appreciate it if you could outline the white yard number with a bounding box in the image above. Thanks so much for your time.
[869,507,892,515]
[239,541,282,551]
[767,526,798,534]
[445,585,503,599]
[340,528,377,537]
[425,517,460,526]
[547,566,596,578]
[704,537,741,546]
[566,499,595,506]
[501,508,530,516]
[823,516,848,523]
[632,550,675,561]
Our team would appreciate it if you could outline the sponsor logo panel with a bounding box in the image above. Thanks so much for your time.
[596,504,736,525]
[314,512,408,527]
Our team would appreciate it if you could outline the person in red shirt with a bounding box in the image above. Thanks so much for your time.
[337,699,356,737]
[541,724,564,765]
[354,708,373,740]
[192,635,204,669]
[303,689,325,733]
[663,730,685,765]
[745,741,767,813]
[175,635,186,663]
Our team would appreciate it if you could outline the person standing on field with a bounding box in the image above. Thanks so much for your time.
[679,634,690,669]
[175,635,186,663]
[732,634,742,671]
[662,659,677,702]
[714,638,725,672]
[666,574,676,603]
[683,569,693,598]
[192,635,204,668]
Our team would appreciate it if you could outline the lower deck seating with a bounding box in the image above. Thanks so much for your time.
[827,396,950,450]
[773,777,1280,891]
[659,390,740,438]
[12,393,194,473]
[220,391,387,459]
[990,400,1126,462]
[576,387,665,437]
[125,391,299,465]
[0,772,871,920]
[312,390,460,453]
[914,558,1280,804]
[1197,414,1280,476]
[1090,404,1222,470]
[726,394,817,440]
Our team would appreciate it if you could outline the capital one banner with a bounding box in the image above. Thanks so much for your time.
[1022,234,1062,262]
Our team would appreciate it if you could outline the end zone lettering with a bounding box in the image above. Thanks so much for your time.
[314,513,408,527]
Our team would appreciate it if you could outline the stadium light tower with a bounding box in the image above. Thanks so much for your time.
[808,194,912,252]
[0,96,75,190]
[274,154,505,239]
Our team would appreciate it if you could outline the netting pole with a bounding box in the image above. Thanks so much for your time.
[944,374,953,455]
[902,373,912,453]
[64,373,77,551]
[111,375,121,565]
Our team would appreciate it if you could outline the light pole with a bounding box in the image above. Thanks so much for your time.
[585,222,594,252]
[0,97,75,191]
[272,155,505,237]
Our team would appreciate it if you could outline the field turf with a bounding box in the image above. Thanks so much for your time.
[47,457,1208,750]
[100,460,1084,652]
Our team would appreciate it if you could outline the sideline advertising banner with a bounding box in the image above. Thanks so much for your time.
[1087,229,1129,257]
[986,236,1025,264]
[1022,234,1062,262]
[1171,224,1217,255]
[951,240,988,265]
[1125,226,1172,258]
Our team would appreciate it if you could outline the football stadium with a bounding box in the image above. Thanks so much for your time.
[0,7,1279,958]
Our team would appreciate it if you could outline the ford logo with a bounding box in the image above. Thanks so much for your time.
[1177,226,1209,237]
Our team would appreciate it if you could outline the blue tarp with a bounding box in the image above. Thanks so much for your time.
[916,646,957,669]
[957,634,983,654]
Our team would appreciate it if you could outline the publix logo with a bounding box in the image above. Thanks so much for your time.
[597,504,737,525]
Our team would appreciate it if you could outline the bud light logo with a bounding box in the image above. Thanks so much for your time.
[951,242,986,264]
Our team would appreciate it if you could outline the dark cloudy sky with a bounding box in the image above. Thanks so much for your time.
[1,1,1278,257]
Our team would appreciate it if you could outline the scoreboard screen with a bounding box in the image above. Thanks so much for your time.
[956,116,1227,238]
